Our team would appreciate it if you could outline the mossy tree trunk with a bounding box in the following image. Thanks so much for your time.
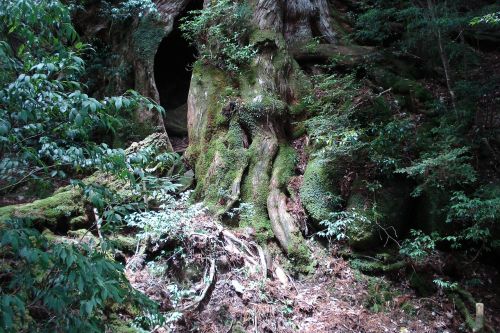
[186,0,337,258]
[74,0,194,141]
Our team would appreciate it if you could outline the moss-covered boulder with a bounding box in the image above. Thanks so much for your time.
[370,68,432,112]
[300,158,341,222]
[345,179,412,250]
[0,187,87,230]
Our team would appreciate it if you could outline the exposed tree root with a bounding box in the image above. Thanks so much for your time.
[120,208,477,332]
[181,258,216,312]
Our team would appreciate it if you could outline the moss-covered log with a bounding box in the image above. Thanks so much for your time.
[0,187,86,230]
[0,133,173,231]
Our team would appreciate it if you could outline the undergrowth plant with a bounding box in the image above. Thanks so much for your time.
[0,218,158,332]
[100,0,159,22]
[0,0,165,195]
[318,209,370,241]
[180,0,256,72]
[126,190,205,248]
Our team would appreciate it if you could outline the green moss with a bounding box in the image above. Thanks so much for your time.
[0,187,86,230]
[349,258,406,274]
[286,235,314,275]
[132,16,165,63]
[345,193,379,250]
[109,234,137,253]
[372,69,432,102]
[69,215,87,230]
[194,121,249,215]
[244,215,274,243]
[273,145,297,189]
[300,158,339,222]
[249,29,285,49]
[68,228,94,238]
[186,61,233,167]
[235,93,287,128]
[239,136,274,242]
[41,228,58,242]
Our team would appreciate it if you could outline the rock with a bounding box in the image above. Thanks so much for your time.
[275,265,289,286]
[231,280,245,294]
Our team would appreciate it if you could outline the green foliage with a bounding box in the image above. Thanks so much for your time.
[401,187,500,262]
[470,12,500,26]
[180,0,256,72]
[354,5,400,44]
[395,147,476,197]
[354,0,490,75]
[400,230,438,262]
[304,36,321,53]
[100,0,159,22]
[433,278,459,291]
[125,190,204,245]
[0,0,164,194]
[447,189,500,250]
[0,218,157,332]
[318,209,370,241]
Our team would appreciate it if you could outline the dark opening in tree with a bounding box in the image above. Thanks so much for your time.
[154,5,199,137]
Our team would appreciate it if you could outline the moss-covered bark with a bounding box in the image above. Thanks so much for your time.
[186,25,311,262]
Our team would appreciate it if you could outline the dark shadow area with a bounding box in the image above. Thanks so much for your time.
[154,2,200,138]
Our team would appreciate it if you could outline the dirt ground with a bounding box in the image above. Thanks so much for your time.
[123,210,500,333]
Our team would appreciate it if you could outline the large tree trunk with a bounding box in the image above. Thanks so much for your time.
[253,0,337,45]
[186,0,335,257]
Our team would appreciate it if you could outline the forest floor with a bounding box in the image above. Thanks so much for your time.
[120,206,500,333]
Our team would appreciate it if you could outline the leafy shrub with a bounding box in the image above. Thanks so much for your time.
[126,190,204,245]
[100,0,159,22]
[303,73,364,160]
[470,11,500,25]
[0,0,164,194]
[401,188,500,262]
[399,229,438,262]
[395,147,476,197]
[0,218,157,332]
[318,209,370,241]
[447,189,500,250]
[180,0,256,72]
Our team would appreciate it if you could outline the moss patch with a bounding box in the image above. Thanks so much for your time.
[0,187,86,230]
[195,121,249,214]
[300,158,339,222]
[273,145,297,189]
[286,235,314,275]
[132,16,165,63]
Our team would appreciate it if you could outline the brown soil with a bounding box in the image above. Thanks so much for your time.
[122,209,498,333]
